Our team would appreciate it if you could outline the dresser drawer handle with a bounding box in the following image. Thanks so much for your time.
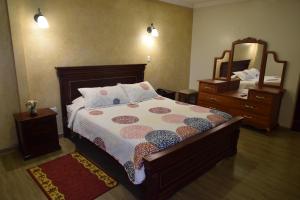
[245,104,254,109]
[256,95,265,100]
[209,98,217,102]
[243,115,253,119]
[204,86,212,90]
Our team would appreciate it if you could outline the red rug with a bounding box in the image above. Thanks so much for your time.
[27,152,118,200]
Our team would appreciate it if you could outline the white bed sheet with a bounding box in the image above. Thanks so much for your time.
[239,76,281,89]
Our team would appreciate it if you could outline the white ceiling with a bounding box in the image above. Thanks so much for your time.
[160,0,249,8]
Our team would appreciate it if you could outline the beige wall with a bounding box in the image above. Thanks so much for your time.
[0,0,20,149]
[7,0,193,135]
[190,0,300,128]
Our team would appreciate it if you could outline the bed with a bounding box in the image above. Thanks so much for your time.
[56,64,243,200]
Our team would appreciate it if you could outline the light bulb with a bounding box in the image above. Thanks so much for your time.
[36,15,49,29]
[151,28,159,37]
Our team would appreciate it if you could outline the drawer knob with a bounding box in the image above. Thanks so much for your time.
[256,95,265,100]
[245,104,254,109]
[209,98,217,102]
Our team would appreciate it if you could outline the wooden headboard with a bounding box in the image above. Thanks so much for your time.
[56,64,146,136]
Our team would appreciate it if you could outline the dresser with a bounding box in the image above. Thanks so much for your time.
[14,108,61,159]
[198,79,284,131]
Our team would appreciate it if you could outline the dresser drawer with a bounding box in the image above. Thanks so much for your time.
[199,83,218,93]
[234,101,272,116]
[198,92,221,104]
[229,109,270,128]
[198,92,223,105]
[248,90,274,104]
[198,100,221,110]
[198,92,235,107]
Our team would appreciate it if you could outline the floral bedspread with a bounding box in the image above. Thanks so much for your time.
[68,96,232,184]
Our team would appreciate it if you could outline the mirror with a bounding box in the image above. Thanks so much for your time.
[229,38,267,89]
[263,52,286,88]
[212,37,286,90]
[213,50,231,80]
[232,43,264,72]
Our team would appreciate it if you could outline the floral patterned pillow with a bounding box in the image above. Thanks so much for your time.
[78,85,130,108]
[119,81,158,103]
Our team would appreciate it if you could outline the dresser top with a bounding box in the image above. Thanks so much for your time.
[251,87,285,95]
[222,89,249,100]
[198,79,226,84]
[14,108,56,122]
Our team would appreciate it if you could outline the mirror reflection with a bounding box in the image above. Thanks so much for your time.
[214,51,230,79]
[231,43,264,89]
[264,53,284,87]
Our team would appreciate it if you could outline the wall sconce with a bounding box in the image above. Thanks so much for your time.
[34,8,49,29]
[147,23,159,37]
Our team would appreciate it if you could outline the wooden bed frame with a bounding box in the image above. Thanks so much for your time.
[56,64,243,200]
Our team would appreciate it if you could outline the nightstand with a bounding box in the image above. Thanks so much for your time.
[177,89,198,104]
[14,108,61,160]
[156,88,176,100]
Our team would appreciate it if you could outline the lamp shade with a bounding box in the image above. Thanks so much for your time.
[34,9,49,29]
[36,15,49,28]
[147,23,159,38]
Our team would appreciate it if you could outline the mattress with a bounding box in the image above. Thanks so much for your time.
[68,97,232,184]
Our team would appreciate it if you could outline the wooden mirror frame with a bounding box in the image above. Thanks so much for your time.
[213,50,231,80]
[229,37,268,87]
[212,37,287,89]
[261,51,287,89]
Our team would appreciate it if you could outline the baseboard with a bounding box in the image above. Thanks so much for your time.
[0,134,64,154]
[0,144,18,155]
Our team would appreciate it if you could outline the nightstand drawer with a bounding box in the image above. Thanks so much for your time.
[22,117,57,137]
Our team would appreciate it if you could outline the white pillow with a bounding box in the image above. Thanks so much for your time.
[72,96,85,105]
[246,68,260,79]
[233,69,257,81]
[119,81,158,102]
[78,85,129,108]
[233,71,247,81]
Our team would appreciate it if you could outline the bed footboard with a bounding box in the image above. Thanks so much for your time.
[142,116,242,200]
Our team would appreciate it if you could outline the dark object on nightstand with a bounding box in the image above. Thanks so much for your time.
[156,88,176,100]
[14,108,61,160]
[177,89,198,104]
